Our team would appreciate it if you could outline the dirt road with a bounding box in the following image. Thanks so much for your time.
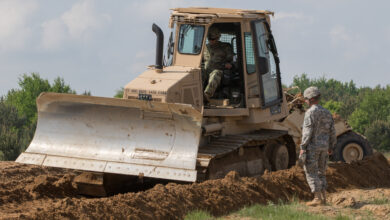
[1,153,389,219]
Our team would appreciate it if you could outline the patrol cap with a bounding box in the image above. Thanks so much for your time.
[208,27,221,40]
[303,86,321,99]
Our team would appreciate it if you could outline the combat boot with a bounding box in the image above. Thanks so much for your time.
[306,192,322,206]
[321,190,327,205]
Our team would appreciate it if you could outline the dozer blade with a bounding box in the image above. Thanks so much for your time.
[16,93,202,182]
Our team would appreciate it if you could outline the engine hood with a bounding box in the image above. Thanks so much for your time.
[124,66,203,110]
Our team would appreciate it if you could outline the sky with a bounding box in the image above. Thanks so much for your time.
[0,0,389,97]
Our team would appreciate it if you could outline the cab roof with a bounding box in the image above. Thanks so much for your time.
[171,7,274,17]
[169,7,273,26]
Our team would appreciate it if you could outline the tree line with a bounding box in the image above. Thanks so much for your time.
[0,73,389,161]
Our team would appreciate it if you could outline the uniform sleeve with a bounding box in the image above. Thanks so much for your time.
[329,118,337,151]
[203,44,210,62]
[224,44,234,63]
[300,111,314,150]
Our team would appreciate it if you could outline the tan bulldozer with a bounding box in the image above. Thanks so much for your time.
[16,7,372,196]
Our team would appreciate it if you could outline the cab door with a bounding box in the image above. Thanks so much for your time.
[250,19,283,109]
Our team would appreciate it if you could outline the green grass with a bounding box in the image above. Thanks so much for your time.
[185,210,213,220]
[370,198,390,205]
[235,202,349,220]
[184,201,350,220]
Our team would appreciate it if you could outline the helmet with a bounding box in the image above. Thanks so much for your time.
[208,27,221,40]
[303,86,321,99]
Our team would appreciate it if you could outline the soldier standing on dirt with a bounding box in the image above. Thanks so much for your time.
[300,86,337,206]
[203,27,234,101]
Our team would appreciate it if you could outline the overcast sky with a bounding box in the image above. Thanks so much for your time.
[0,0,389,97]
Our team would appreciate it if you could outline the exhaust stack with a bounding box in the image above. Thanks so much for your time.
[152,23,164,71]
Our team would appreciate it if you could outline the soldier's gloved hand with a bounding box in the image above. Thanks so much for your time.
[298,150,306,167]
[328,149,333,156]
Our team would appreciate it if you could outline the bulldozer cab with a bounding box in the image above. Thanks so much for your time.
[167,8,285,116]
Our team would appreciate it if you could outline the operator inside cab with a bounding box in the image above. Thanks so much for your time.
[202,27,234,102]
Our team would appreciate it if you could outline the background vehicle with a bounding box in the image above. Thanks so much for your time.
[16,7,372,196]
[281,90,372,163]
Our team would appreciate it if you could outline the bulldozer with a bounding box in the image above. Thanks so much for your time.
[16,7,372,196]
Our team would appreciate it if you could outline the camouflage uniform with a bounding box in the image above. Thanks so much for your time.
[203,41,233,99]
[301,104,337,192]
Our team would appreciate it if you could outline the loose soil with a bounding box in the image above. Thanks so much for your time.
[307,188,390,219]
[0,152,389,220]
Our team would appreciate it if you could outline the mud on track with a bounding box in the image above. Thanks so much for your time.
[0,152,389,220]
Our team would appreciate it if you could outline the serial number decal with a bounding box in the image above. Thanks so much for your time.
[128,89,167,95]
[138,94,152,101]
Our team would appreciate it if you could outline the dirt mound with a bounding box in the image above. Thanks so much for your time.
[326,152,390,191]
[0,162,78,206]
[25,174,77,199]
[0,153,389,219]
[8,152,383,220]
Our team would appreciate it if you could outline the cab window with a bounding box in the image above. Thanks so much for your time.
[252,20,282,106]
[178,24,205,54]
[244,32,256,74]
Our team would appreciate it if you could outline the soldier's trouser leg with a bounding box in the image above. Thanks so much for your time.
[204,69,223,98]
[304,149,328,192]
[318,150,328,191]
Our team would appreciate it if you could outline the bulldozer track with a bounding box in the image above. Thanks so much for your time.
[196,129,289,181]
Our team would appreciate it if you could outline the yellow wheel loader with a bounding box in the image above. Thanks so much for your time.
[16,7,372,196]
